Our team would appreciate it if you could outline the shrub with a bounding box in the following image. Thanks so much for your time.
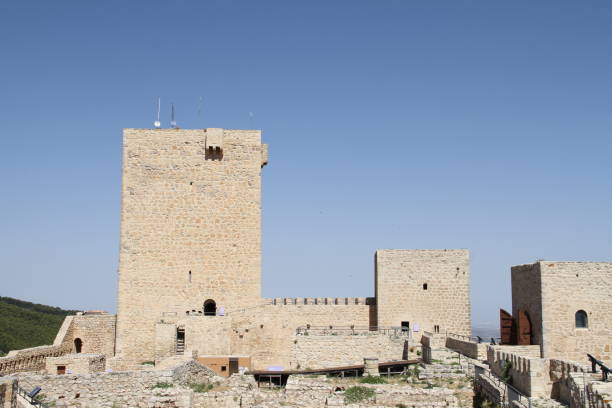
[152,382,173,389]
[501,360,513,384]
[481,399,494,408]
[344,386,375,403]
[190,383,214,393]
[359,375,387,384]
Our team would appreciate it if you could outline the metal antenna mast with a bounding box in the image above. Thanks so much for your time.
[170,103,177,128]
[154,97,161,128]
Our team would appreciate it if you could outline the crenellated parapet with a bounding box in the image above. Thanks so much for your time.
[266,297,375,306]
[0,344,71,376]
[487,345,550,398]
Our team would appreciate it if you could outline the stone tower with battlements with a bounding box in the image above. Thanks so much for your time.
[114,128,268,366]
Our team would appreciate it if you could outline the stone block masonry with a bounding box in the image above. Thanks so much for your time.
[511,261,612,363]
[115,128,267,368]
[375,249,471,336]
[291,333,408,369]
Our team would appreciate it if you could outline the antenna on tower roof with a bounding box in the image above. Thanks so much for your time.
[170,103,177,128]
[197,96,203,123]
[154,97,161,128]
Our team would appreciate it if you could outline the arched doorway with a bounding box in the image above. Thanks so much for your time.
[74,338,83,353]
[517,310,533,345]
[203,299,216,316]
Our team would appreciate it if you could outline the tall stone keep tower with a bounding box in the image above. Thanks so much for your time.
[114,128,268,365]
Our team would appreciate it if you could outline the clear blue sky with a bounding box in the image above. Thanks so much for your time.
[1,1,610,328]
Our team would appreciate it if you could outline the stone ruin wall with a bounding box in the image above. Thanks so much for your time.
[445,335,487,361]
[0,313,116,376]
[45,354,106,375]
[115,128,267,368]
[0,345,69,376]
[375,249,471,336]
[0,376,15,408]
[291,333,408,369]
[16,361,215,408]
[539,262,612,363]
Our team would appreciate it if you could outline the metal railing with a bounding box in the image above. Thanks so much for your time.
[16,385,51,408]
[474,363,531,408]
[587,354,610,382]
[446,332,501,344]
[295,325,411,337]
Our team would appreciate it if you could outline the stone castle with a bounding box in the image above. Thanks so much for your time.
[112,128,472,371]
[0,127,610,408]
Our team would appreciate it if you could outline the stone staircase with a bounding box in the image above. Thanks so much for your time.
[530,397,568,408]
[419,348,476,379]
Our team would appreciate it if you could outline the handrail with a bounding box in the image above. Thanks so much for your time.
[295,325,410,337]
[16,385,51,408]
[475,364,531,408]
[587,353,610,381]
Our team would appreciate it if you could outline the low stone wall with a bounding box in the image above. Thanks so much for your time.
[549,359,586,404]
[193,376,459,408]
[487,346,550,398]
[0,377,16,408]
[291,333,408,369]
[474,364,505,406]
[45,354,106,375]
[445,335,487,361]
[0,344,70,376]
[421,332,448,364]
[16,361,215,408]
[588,382,612,408]
[490,345,541,359]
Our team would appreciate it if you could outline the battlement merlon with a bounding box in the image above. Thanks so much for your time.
[122,128,268,167]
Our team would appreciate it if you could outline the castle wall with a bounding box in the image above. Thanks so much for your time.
[445,335,487,361]
[45,354,106,375]
[539,262,612,363]
[511,263,544,353]
[115,128,267,367]
[69,314,116,356]
[487,346,551,398]
[375,249,471,336]
[229,300,372,370]
[291,333,408,369]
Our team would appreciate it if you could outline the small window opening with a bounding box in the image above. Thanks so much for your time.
[401,321,410,332]
[423,283,428,290]
[575,310,588,328]
[57,365,66,375]
[260,324,264,329]
[221,366,227,372]
[204,299,216,316]
[189,181,193,185]
[188,270,192,283]
[434,325,440,333]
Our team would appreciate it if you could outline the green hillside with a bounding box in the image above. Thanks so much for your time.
[0,296,80,356]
